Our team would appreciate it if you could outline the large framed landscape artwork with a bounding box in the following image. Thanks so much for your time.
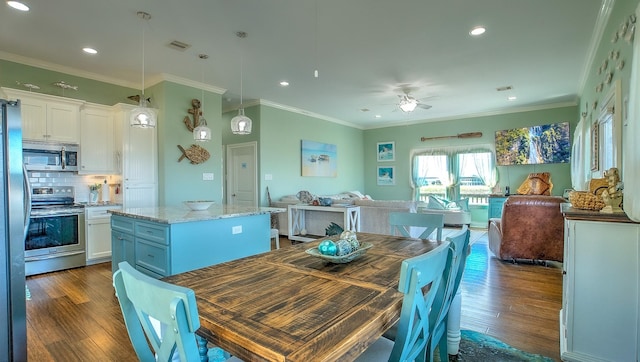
[301,140,337,177]
[495,122,571,166]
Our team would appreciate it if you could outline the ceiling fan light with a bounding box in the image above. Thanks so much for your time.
[399,99,418,113]
[231,109,252,135]
[194,119,212,141]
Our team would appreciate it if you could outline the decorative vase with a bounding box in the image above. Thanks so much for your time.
[90,190,99,204]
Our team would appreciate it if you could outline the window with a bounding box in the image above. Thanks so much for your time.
[412,149,495,205]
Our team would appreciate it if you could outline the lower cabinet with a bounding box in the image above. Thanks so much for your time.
[86,205,121,264]
[561,218,640,361]
[111,213,271,277]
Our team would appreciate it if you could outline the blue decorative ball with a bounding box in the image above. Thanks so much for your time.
[318,240,337,256]
[336,239,354,256]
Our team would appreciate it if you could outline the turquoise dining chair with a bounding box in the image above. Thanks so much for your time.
[355,240,452,362]
[389,212,444,241]
[428,225,471,361]
[113,262,239,362]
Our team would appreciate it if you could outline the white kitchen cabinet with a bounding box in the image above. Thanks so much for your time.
[561,212,640,362]
[2,88,83,143]
[86,205,121,264]
[79,103,117,174]
[112,103,158,208]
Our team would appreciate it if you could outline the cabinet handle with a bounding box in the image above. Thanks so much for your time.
[117,236,124,240]
[147,254,154,258]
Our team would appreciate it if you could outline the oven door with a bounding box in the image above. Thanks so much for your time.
[25,212,86,261]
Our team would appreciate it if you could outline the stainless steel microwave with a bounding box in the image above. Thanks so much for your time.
[23,141,79,172]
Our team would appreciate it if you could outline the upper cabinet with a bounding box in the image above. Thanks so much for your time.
[2,88,83,143]
[80,103,117,174]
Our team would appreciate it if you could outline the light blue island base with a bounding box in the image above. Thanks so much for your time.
[110,205,284,278]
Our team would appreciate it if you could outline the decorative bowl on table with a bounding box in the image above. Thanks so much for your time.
[184,200,215,211]
[306,242,373,264]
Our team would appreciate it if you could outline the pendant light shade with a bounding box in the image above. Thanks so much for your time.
[193,115,211,141]
[231,109,252,135]
[194,54,212,141]
[130,11,157,128]
[231,31,252,135]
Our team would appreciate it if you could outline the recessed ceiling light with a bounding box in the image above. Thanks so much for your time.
[508,96,517,101]
[469,26,486,36]
[279,81,289,86]
[82,47,98,54]
[375,115,382,118]
[7,1,29,11]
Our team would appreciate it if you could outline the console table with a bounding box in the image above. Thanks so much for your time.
[288,204,360,242]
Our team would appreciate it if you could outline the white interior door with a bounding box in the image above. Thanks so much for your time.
[226,142,257,207]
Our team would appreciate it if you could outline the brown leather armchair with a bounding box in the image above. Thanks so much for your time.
[488,195,565,262]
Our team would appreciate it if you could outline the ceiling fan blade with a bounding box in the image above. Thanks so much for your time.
[417,103,432,110]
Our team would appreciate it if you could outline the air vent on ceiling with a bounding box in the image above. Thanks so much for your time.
[496,85,513,92]
[167,40,191,51]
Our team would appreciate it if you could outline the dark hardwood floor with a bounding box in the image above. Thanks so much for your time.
[25,230,562,361]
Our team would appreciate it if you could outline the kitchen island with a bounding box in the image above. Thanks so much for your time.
[110,205,285,278]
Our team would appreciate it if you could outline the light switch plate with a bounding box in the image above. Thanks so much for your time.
[203,172,214,181]
[232,225,242,234]
[265,173,273,180]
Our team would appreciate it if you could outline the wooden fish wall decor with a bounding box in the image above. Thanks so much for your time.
[183,98,203,132]
[177,144,210,164]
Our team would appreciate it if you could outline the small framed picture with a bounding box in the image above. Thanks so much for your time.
[377,141,395,162]
[377,166,395,186]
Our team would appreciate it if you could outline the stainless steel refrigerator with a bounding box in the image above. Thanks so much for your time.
[0,99,27,361]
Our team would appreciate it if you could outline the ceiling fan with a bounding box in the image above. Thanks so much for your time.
[397,94,432,113]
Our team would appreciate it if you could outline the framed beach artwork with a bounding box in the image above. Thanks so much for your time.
[301,140,337,177]
[377,141,395,162]
[377,166,395,185]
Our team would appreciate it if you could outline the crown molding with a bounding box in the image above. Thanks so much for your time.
[0,51,139,89]
[146,73,227,94]
[578,0,615,95]
[365,100,579,130]
[223,99,363,129]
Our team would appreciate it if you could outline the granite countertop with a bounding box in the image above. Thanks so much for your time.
[109,205,286,224]
[561,202,637,223]
[81,202,123,208]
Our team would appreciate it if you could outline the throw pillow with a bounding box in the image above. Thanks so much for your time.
[448,198,470,212]
[516,172,553,195]
[427,195,450,209]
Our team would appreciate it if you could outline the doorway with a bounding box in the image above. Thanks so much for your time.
[226,141,258,207]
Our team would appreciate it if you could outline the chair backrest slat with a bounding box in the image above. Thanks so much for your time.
[390,212,445,240]
[390,241,451,361]
[113,262,202,362]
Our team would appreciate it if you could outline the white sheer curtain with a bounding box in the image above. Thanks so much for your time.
[472,152,497,188]
[571,113,588,191]
[623,3,640,222]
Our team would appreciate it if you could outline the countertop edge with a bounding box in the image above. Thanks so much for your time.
[109,206,286,224]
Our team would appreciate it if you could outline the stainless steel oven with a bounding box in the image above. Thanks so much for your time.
[25,186,86,276]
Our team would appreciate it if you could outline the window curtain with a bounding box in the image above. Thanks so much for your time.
[472,152,497,189]
[571,113,588,191]
[623,2,640,222]
[410,144,494,201]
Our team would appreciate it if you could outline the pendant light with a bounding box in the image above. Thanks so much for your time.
[231,31,252,135]
[130,11,157,128]
[194,54,212,141]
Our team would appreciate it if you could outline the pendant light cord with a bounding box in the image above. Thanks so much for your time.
[240,55,243,106]
[141,19,145,98]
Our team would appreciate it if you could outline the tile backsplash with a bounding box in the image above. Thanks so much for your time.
[28,171,123,203]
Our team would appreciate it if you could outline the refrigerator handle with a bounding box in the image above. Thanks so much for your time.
[22,163,31,240]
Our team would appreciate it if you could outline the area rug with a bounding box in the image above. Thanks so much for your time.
[436,330,555,362]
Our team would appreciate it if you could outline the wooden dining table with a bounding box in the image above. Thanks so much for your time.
[164,232,453,362]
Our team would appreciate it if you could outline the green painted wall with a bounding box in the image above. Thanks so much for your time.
[256,105,365,204]
[155,82,224,206]
[363,106,578,199]
[0,59,137,105]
